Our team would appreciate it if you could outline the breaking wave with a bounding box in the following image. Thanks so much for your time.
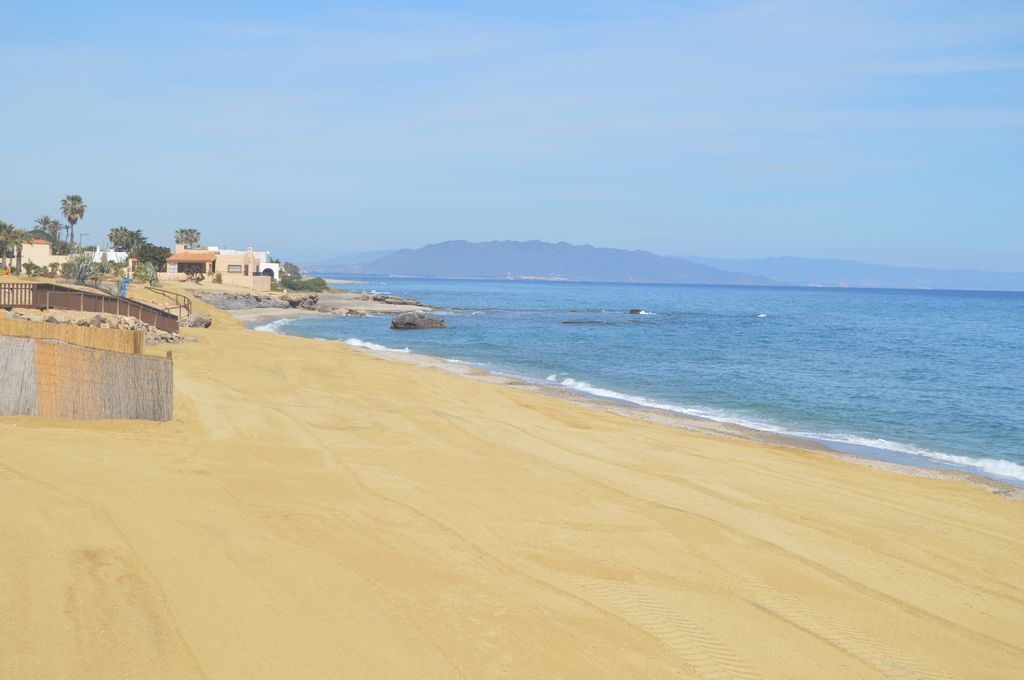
[343,338,411,353]
[546,375,1024,483]
[253,318,298,333]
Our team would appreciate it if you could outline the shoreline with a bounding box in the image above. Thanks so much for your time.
[208,289,433,327]
[5,291,1024,677]
[247,314,1023,497]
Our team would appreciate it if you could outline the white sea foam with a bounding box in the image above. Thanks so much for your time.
[757,313,768,318]
[550,376,1024,484]
[253,318,298,333]
[343,338,411,353]
[637,310,656,315]
[802,433,1024,483]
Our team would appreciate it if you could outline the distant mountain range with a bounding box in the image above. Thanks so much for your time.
[683,256,1024,291]
[309,240,772,285]
[303,240,1024,291]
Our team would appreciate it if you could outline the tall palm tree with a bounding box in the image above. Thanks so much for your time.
[0,220,13,270]
[11,229,28,274]
[60,194,87,249]
[174,228,202,248]
[34,215,63,245]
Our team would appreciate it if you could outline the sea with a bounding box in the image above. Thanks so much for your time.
[263,278,1024,486]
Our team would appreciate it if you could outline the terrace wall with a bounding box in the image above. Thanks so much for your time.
[0,317,144,355]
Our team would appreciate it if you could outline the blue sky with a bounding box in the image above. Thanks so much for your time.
[1,1,1021,269]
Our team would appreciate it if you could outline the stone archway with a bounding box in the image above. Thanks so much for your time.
[262,267,276,279]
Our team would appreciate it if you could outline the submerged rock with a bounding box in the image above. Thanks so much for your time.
[391,311,446,330]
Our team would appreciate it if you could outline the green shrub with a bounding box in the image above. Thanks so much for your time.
[61,254,101,286]
[279,276,330,293]
[134,261,159,285]
[22,262,44,277]
[212,272,223,284]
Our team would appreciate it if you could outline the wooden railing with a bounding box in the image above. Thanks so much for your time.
[146,287,192,318]
[0,282,34,308]
[0,282,180,333]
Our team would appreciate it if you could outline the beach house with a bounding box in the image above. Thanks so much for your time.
[20,240,69,269]
[163,244,279,291]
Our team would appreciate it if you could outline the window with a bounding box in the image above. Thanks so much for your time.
[227,265,242,273]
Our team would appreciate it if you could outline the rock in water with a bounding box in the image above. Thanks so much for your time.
[391,311,446,330]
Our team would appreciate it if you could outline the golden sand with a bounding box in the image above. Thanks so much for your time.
[1,300,1022,678]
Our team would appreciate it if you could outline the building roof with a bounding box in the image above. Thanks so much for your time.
[28,239,51,245]
[167,250,219,263]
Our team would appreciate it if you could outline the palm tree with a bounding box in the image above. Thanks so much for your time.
[109,226,131,250]
[0,220,13,270]
[34,215,63,245]
[60,194,87,249]
[11,229,28,274]
[108,226,147,252]
[174,228,202,248]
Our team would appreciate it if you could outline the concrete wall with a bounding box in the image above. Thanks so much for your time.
[219,273,272,291]
[158,272,271,291]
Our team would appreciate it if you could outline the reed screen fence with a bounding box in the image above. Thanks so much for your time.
[0,336,172,420]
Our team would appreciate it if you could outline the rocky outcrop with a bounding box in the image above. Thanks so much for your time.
[196,292,322,311]
[391,311,446,330]
[281,293,319,310]
[196,293,288,310]
[362,293,425,307]
[180,313,213,328]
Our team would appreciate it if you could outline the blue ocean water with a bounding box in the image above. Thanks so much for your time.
[268,279,1024,484]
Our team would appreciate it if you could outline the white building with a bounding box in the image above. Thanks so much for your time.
[90,249,129,264]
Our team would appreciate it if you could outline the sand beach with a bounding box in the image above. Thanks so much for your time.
[2,295,1023,678]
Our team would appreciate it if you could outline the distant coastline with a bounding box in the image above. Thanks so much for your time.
[303,239,1024,293]
[306,270,1024,295]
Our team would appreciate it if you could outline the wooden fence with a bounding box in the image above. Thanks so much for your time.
[0,336,172,421]
[0,316,144,355]
[0,282,180,333]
